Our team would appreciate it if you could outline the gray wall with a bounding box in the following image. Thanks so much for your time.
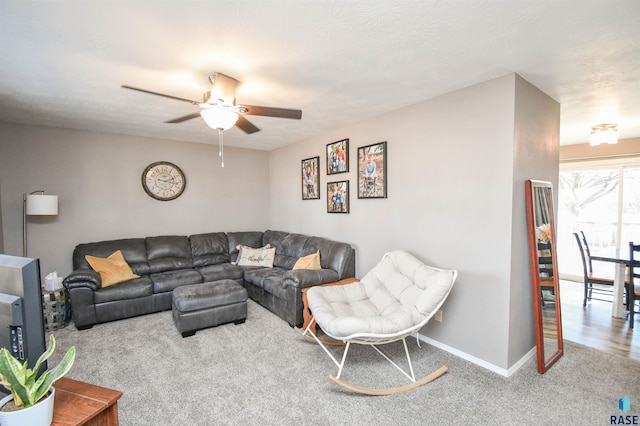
[0,124,270,276]
[268,74,560,373]
[0,73,559,374]
[508,75,561,367]
[0,174,3,252]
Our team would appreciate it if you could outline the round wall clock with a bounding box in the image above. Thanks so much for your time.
[141,161,186,201]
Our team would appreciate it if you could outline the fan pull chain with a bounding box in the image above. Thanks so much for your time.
[217,128,224,168]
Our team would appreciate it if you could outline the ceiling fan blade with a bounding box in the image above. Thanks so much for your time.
[121,85,200,105]
[238,104,302,120]
[165,112,202,124]
[235,115,260,134]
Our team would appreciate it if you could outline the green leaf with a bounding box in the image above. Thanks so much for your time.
[33,346,76,403]
[32,335,56,375]
[0,348,32,407]
[0,335,76,408]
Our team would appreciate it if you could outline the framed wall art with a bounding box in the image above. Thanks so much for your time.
[301,156,320,200]
[326,138,349,175]
[327,180,349,213]
[357,141,387,199]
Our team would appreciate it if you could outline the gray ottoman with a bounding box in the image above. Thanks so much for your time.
[172,280,248,337]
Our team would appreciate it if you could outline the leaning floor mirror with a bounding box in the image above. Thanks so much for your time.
[525,179,563,374]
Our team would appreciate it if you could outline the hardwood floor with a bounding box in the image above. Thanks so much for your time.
[559,279,640,361]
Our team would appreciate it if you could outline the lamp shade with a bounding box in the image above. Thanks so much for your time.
[26,194,58,215]
[200,107,239,130]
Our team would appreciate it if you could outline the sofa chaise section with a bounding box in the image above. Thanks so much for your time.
[243,230,356,327]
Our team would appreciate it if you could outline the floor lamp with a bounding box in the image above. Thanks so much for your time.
[23,190,59,257]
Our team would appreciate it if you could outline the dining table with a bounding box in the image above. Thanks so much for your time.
[590,251,630,319]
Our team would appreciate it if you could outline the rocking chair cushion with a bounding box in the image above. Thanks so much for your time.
[307,250,456,340]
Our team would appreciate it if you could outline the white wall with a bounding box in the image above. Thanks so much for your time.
[269,74,560,372]
[0,123,271,276]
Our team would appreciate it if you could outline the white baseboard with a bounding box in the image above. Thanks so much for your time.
[417,333,536,377]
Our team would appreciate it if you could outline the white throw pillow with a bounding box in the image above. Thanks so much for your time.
[236,245,275,267]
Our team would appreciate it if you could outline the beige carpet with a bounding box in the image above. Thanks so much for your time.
[47,300,640,425]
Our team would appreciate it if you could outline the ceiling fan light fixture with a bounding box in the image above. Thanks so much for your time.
[203,90,236,107]
[200,107,239,130]
[589,123,618,146]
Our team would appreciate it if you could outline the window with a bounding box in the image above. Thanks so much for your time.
[557,158,640,280]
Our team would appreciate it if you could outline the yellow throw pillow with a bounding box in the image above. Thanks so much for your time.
[85,250,140,288]
[293,250,321,270]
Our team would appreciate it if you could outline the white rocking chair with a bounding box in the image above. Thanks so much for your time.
[299,250,457,395]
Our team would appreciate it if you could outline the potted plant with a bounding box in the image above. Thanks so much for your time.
[0,334,75,426]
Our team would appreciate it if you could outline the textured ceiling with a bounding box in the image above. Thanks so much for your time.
[1,1,639,150]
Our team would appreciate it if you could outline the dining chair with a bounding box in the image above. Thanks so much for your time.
[629,242,640,329]
[574,232,616,306]
[537,240,555,306]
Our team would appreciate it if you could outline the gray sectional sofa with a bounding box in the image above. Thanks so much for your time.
[63,230,356,330]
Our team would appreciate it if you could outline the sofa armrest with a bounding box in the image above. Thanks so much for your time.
[65,287,98,330]
[63,269,101,291]
[281,269,339,289]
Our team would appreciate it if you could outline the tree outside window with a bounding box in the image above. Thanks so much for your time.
[557,165,640,279]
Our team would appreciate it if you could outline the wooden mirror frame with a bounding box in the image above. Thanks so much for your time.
[525,179,563,373]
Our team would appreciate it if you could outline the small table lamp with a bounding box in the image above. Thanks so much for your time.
[23,190,59,257]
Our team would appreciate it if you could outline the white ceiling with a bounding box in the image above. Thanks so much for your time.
[1,1,639,151]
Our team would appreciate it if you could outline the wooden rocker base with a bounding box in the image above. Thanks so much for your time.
[294,326,346,346]
[329,365,449,396]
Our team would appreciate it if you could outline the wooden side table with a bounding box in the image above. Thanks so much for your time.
[52,377,123,426]
[301,277,359,335]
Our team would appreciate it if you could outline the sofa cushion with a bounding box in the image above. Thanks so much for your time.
[150,269,203,293]
[190,233,230,267]
[146,235,193,274]
[73,238,150,275]
[173,280,247,313]
[85,250,140,288]
[303,236,355,279]
[243,267,289,299]
[196,263,244,282]
[226,232,264,262]
[263,230,308,270]
[94,276,154,304]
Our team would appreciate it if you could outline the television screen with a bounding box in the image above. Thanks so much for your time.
[0,254,47,374]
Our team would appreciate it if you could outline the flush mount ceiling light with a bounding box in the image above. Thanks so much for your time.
[589,123,618,146]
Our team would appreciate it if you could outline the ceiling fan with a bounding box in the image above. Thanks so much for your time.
[121,72,302,134]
